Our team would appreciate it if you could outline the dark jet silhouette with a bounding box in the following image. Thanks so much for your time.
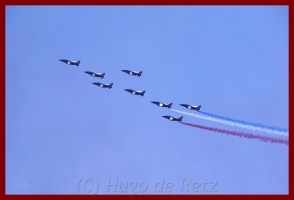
[59,59,81,66]
[124,89,145,96]
[92,82,113,89]
[121,70,143,77]
[162,116,183,122]
[151,101,173,108]
[180,104,201,111]
[85,71,105,78]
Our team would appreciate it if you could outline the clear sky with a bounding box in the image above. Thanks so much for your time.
[6,6,288,194]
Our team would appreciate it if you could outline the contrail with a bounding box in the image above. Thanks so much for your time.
[171,109,288,137]
[180,121,288,145]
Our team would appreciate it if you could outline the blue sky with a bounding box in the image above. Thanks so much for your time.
[6,6,288,194]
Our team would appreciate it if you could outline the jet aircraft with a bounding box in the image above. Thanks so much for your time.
[151,101,173,108]
[124,89,145,96]
[92,82,113,89]
[162,116,183,122]
[59,59,81,66]
[121,70,143,77]
[85,71,105,78]
[180,104,201,111]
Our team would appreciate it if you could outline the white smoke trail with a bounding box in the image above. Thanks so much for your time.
[171,109,288,137]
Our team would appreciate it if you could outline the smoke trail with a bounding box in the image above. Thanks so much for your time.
[180,121,288,145]
[199,110,288,132]
[171,109,288,137]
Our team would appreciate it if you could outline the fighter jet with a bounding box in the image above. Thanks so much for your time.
[121,70,143,77]
[151,101,173,108]
[124,89,145,96]
[162,116,183,122]
[92,82,113,89]
[59,59,81,66]
[180,104,201,111]
[84,71,105,78]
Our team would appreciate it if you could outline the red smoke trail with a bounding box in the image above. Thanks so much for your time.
[180,122,288,145]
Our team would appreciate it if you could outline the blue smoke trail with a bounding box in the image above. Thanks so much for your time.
[199,111,288,132]
[199,111,288,136]
[171,109,288,137]
[180,121,288,145]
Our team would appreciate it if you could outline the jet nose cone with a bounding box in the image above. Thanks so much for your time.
[180,104,184,106]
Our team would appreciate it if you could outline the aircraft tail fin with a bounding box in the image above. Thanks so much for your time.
[138,71,143,77]
[76,61,81,66]
[178,116,183,121]
[141,91,145,96]
[101,73,105,79]
[196,105,201,111]
[168,103,173,108]
[109,83,113,89]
